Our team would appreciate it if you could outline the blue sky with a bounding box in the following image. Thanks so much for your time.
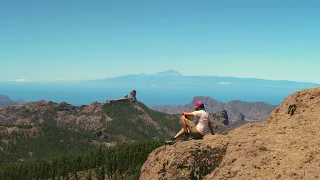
[1,0,319,83]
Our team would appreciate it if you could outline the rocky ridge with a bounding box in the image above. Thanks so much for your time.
[0,90,138,131]
[140,87,320,180]
[0,100,107,131]
[151,96,277,122]
[0,90,232,143]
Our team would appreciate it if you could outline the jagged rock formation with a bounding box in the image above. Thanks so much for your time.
[212,110,229,126]
[140,87,320,180]
[231,113,246,127]
[206,110,231,134]
[151,96,276,122]
[130,90,137,102]
[106,89,137,104]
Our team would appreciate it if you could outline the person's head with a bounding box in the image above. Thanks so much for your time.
[194,101,205,110]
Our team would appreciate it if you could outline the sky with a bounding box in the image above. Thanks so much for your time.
[1,0,319,83]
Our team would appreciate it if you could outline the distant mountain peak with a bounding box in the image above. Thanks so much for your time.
[156,70,182,76]
[0,95,11,101]
[0,95,18,107]
[191,96,217,104]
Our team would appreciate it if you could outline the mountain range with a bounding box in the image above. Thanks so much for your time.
[94,70,318,90]
[0,91,233,143]
[0,100,178,143]
[151,96,277,122]
[0,91,232,172]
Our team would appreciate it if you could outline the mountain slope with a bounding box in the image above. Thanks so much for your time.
[0,97,180,179]
[140,87,320,179]
[0,127,165,180]
[0,98,233,143]
[151,96,277,122]
[0,122,101,165]
[0,100,182,142]
[0,95,18,107]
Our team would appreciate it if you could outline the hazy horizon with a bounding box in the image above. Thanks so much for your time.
[1,69,320,85]
[1,70,318,107]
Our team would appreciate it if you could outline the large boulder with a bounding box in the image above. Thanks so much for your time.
[140,135,229,180]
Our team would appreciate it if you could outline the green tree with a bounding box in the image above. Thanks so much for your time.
[96,166,105,180]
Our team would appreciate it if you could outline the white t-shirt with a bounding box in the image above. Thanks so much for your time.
[192,110,209,136]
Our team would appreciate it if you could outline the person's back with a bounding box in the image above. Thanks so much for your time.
[193,109,209,136]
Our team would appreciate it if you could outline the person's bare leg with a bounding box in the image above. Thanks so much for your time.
[174,128,184,139]
[174,116,189,139]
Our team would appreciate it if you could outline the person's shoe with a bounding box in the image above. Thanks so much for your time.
[165,137,177,145]
[182,133,193,141]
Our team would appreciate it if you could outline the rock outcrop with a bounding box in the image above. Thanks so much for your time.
[106,90,137,104]
[212,110,229,126]
[231,113,246,127]
[140,87,320,180]
[130,90,137,102]
[140,135,229,180]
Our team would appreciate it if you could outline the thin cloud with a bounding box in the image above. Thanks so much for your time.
[9,79,30,82]
[219,82,232,85]
[47,78,69,82]
[150,84,159,88]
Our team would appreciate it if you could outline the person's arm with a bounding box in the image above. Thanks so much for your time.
[208,118,215,135]
[182,111,194,116]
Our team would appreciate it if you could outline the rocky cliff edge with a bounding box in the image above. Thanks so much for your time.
[140,87,320,180]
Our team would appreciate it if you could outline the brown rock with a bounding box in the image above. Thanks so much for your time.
[140,135,229,180]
